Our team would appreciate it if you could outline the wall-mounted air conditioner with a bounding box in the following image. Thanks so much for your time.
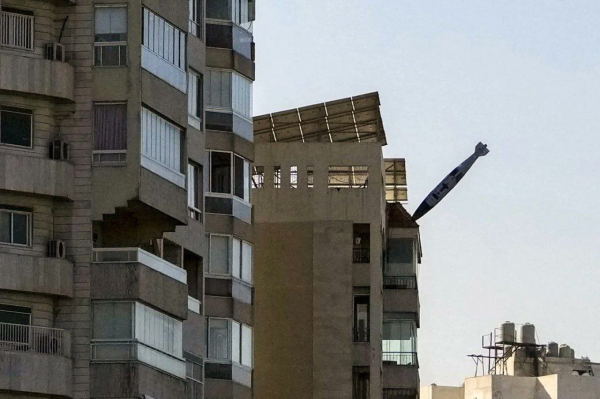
[48,240,66,259]
[50,140,70,161]
[46,43,65,62]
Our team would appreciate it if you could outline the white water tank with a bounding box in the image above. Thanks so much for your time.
[547,342,559,357]
[559,344,575,359]
[519,323,536,345]
[499,321,516,344]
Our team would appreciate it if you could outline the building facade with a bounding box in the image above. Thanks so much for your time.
[251,94,421,399]
[0,0,255,398]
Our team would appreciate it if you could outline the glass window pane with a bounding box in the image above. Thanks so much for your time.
[95,8,112,35]
[232,237,241,279]
[111,7,127,35]
[388,238,414,264]
[101,45,120,67]
[93,302,133,340]
[0,212,11,243]
[1,109,32,147]
[244,160,251,201]
[208,319,229,360]
[241,241,252,283]
[211,152,231,193]
[234,156,244,199]
[0,309,30,325]
[207,0,231,20]
[241,325,252,367]
[232,321,240,363]
[210,235,230,274]
[12,213,28,245]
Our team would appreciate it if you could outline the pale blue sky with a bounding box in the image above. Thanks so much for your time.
[253,0,600,386]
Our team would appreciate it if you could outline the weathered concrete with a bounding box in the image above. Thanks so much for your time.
[0,53,75,102]
[205,378,252,399]
[0,350,72,397]
[383,363,419,390]
[0,154,74,200]
[0,253,73,297]
[383,289,419,316]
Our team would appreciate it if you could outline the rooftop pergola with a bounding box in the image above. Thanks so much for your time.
[253,92,387,144]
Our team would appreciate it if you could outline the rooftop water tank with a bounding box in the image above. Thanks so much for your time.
[519,323,536,345]
[499,321,516,344]
[547,342,559,357]
[559,344,575,359]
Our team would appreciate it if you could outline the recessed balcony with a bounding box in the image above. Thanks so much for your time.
[0,322,72,397]
[0,253,73,297]
[0,52,75,103]
[91,247,188,319]
[0,154,74,200]
[382,352,419,395]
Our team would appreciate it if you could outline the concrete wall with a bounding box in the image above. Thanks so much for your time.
[0,253,73,297]
[421,385,464,399]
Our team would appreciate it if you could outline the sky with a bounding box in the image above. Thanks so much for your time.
[252,0,600,386]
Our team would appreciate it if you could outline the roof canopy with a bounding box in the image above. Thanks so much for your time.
[253,92,387,144]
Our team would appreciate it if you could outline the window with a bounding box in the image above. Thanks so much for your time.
[186,359,203,399]
[141,106,185,187]
[189,0,203,38]
[388,238,414,264]
[307,165,314,188]
[188,71,203,130]
[208,318,252,367]
[0,7,34,50]
[209,152,251,202]
[273,166,281,189]
[92,301,185,377]
[188,162,203,221]
[205,69,252,120]
[0,106,32,148]
[354,296,369,342]
[382,318,418,366]
[208,318,229,360]
[210,151,231,194]
[0,304,31,325]
[0,208,31,247]
[94,6,127,67]
[0,304,31,346]
[353,224,370,264]
[142,8,186,69]
[290,166,298,189]
[252,166,264,188]
[328,166,369,188]
[93,103,127,164]
[207,0,254,30]
[209,234,252,284]
[353,367,370,399]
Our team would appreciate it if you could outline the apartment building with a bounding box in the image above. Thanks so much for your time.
[251,93,421,399]
[0,0,255,398]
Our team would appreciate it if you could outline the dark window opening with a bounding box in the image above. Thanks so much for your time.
[387,238,414,264]
[353,295,369,342]
[352,367,370,399]
[184,250,203,301]
[0,106,32,148]
[210,151,231,193]
[353,224,370,263]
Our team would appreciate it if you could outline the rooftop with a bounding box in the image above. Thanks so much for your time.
[253,92,387,144]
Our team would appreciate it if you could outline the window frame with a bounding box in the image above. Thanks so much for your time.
[93,5,128,67]
[189,0,204,39]
[93,102,128,165]
[142,7,186,71]
[207,233,253,284]
[208,151,251,203]
[206,317,252,367]
[188,70,204,129]
[187,161,203,221]
[207,317,230,361]
[0,207,32,247]
[205,68,253,122]
[0,106,33,149]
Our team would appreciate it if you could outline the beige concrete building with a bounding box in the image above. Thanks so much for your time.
[423,323,600,399]
[0,0,255,398]
[251,94,422,399]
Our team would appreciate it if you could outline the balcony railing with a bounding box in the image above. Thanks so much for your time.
[383,388,418,399]
[382,352,418,367]
[352,248,370,263]
[353,326,369,343]
[92,247,187,284]
[383,276,417,290]
[0,322,70,357]
[1,11,34,50]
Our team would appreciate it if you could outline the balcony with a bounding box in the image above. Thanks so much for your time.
[0,253,73,297]
[0,10,34,51]
[205,194,252,224]
[383,276,417,290]
[0,323,72,397]
[0,53,75,103]
[384,284,419,322]
[383,352,419,393]
[383,388,419,399]
[0,154,74,200]
[91,247,188,319]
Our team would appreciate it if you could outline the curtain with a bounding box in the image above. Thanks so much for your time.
[94,104,127,151]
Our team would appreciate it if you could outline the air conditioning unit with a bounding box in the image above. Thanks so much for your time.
[48,240,66,259]
[49,140,70,161]
[46,43,65,62]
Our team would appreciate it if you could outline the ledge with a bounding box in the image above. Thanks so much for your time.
[0,52,75,102]
[0,154,74,200]
[382,362,419,390]
[0,350,72,397]
[384,288,420,323]
[0,253,73,297]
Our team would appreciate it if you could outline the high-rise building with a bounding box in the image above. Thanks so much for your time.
[251,93,422,399]
[0,0,255,398]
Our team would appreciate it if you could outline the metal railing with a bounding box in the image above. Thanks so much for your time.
[383,276,417,290]
[353,248,370,263]
[353,326,370,343]
[0,322,70,356]
[383,388,418,399]
[1,11,34,50]
[382,351,418,367]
